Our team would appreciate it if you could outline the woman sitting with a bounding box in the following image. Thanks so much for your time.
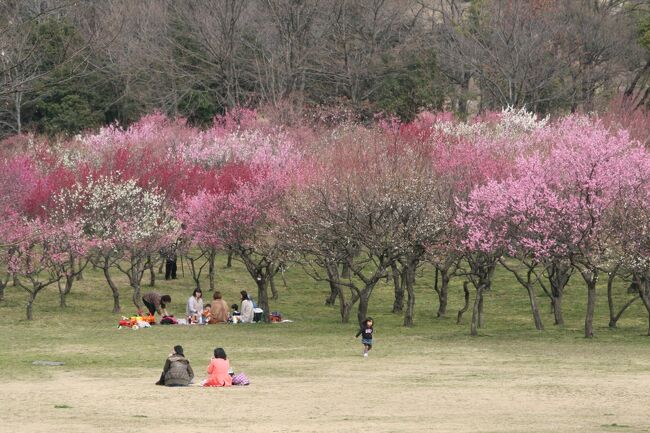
[186,288,204,324]
[239,290,254,323]
[208,291,229,324]
[156,345,194,386]
[203,347,232,387]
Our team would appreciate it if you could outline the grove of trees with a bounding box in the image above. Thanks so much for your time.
[3,105,650,341]
[1,0,650,137]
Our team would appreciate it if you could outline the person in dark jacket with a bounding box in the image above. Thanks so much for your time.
[355,317,374,358]
[156,345,194,386]
[142,292,171,318]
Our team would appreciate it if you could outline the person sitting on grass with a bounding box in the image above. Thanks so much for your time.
[156,345,194,386]
[239,290,254,323]
[230,304,240,323]
[202,304,213,323]
[202,347,232,387]
[210,291,229,323]
[186,288,204,324]
[142,292,171,320]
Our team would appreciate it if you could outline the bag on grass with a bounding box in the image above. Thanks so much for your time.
[232,372,250,385]
[160,315,178,325]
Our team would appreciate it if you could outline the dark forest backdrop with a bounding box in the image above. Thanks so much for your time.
[1,0,650,138]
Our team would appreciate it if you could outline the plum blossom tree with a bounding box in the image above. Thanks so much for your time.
[1,215,89,320]
[285,127,448,325]
[607,152,650,334]
[62,176,180,311]
[461,116,647,337]
[179,124,305,320]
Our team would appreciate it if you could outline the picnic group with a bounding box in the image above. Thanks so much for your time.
[142,288,264,325]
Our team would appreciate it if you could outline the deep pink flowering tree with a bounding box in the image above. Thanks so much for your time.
[179,127,305,320]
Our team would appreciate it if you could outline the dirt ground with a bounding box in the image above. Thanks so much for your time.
[2,349,650,433]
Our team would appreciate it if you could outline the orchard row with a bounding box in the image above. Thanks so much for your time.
[2,107,650,337]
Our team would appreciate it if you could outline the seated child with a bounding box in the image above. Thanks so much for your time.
[230,304,240,323]
[202,304,212,324]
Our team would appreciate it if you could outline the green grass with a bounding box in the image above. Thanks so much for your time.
[2,254,650,380]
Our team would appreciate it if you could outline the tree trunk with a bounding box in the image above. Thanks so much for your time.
[226,249,233,268]
[325,280,339,305]
[585,279,597,338]
[132,281,143,310]
[551,296,564,327]
[341,261,351,279]
[208,249,216,291]
[26,295,34,321]
[357,293,370,326]
[436,269,450,318]
[632,275,650,336]
[269,273,278,300]
[188,257,201,290]
[15,91,22,135]
[149,264,156,287]
[103,263,121,313]
[403,263,416,327]
[457,281,470,324]
[76,258,84,281]
[477,289,485,329]
[325,280,338,306]
[525,283,544,331]
[607,270,618,328]
[59,284,67,308]
[0,278,6,302]
[341,300,353,323]
[391,263,404,313]
[255,276,270,323]
[267,263,279,301]
[547,261,572,326]
[58,275,74,308]
[470,285,484,336]
[129,259,145,310]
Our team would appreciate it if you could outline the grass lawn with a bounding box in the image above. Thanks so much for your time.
[1,256,650,432]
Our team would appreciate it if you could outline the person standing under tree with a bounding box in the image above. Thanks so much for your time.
[161,241,178,280]
[355,317,374,358]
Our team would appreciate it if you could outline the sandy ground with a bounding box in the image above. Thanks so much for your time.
[2,351,650,433]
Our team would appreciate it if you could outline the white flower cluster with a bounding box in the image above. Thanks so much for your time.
[54,176,179,246]
[497,106,549,136]
[434,106,548,139]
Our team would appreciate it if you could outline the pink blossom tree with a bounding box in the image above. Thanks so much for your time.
[179,126,305,320]
[0,215,89,320]
[461,116,647,337]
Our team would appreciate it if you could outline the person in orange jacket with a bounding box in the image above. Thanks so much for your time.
[202,347,233,387]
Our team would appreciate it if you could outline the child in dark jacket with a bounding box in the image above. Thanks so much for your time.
[355,317,374,358]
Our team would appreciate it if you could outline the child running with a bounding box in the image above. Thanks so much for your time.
[355,317,374,358]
